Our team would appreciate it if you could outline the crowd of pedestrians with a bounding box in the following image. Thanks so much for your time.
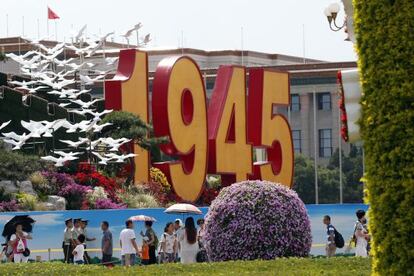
[59,216,205,266]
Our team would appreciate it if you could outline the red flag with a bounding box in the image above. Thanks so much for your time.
[48,6,60,20]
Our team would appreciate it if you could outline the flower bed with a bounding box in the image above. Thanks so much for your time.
[203,180,312,261]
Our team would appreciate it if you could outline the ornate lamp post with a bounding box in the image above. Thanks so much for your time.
[324,0,355,43]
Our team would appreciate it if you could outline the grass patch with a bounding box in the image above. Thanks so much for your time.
[0,257,370,275]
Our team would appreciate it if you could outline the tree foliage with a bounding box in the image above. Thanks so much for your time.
[0,141,45,181]
[354,0,414,274]
[100,111,163,150]
[293,150,363,204]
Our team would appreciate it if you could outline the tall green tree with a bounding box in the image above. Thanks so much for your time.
[99,111,167,181]
[328,145,363,203]
[354,0,414,274]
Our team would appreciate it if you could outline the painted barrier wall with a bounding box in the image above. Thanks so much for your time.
[0,203,368,261]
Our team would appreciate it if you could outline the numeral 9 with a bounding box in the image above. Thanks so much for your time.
[152,56,208,201]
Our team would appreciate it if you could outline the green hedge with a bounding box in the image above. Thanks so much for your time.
[354,0,414,275]
[0,257,370,275]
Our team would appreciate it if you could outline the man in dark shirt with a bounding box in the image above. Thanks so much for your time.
[101,221,113,264]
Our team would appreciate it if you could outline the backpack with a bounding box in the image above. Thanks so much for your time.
[334,228,345,248]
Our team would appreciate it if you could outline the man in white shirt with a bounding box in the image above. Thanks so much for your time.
[119,220,139,266]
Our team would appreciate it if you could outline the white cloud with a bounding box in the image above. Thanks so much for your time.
[28,213,64,226]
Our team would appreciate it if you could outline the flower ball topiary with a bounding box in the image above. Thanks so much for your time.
[203,180,312,261]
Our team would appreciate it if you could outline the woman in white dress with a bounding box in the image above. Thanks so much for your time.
[355,217,370,257]
[179,217,199,264]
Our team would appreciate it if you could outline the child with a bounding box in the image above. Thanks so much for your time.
[141,237,149,265]
[73,234,86,265]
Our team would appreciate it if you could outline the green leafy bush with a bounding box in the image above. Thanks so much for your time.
[0,143,44,181]
[16,193,38,211]
[354,0,414,274]
[29,172,50,196]
[117,186,160,208]
[0,187,14,202]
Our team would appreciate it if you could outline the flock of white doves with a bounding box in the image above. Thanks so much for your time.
[0,23,150,167]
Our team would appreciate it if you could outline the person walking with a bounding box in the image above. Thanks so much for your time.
[179,217,199,264]
[120,220,140,266]
[160,222,177,263]
[101,221,113,264]
[323,215,336,257]
[63,218,76,263]
[9,223,32,263]
[355,210,370,257]
[140,221,158,265]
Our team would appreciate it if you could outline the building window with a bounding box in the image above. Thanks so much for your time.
[292,130,302,153]
[291,94,300,112]
[318,92,331,110]
[319,129,332,157]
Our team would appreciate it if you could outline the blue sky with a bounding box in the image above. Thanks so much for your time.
[2,0,356,62]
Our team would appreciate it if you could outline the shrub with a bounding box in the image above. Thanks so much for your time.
[86,187,108,205]
[58,183,90,210]
[203,180,312,261]
[94,198,126,209]
[29,172,50,195]
[198,186,219,206]
[16,193,38,211]
[0,187,14,202]
[41,171,76,195]
[354,0,414,274]
[150,167,171,193]
[74,171,119,201]
[117,186,160,209]
[0,200,20,212]
[206,175,221,190]
[0,146,44,181]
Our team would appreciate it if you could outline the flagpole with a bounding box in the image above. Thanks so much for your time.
[22,16,25,37]
[37,19,40,39]
[47,19,49,38]
[6,14,9,37]
[55,20,57,41]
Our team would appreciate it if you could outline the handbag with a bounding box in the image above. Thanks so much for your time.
[23,248,30,257]
[16,239,25,253]
[196,249,208,263]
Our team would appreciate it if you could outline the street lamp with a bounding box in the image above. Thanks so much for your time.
[324,2,346,31]
[324,0,355,42]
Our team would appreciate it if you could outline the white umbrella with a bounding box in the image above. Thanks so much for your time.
[128,215,157,222]
[164,203,202,215]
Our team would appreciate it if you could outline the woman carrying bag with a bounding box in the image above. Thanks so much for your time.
[9,223,32,263]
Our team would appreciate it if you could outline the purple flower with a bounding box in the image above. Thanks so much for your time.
[0,200,20,212]
[58,183,90,210]
[203,180,312,261]
[94,198,126,210]
[41,171,77,195]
